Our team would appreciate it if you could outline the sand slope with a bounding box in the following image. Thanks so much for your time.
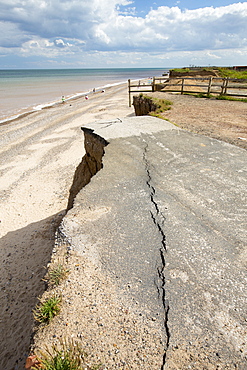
[0,84,132,370]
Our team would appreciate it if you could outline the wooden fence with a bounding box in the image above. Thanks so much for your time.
[128,78,155,106]
[128,77,247,106]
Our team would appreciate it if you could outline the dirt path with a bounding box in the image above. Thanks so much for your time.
[0,84,132,370]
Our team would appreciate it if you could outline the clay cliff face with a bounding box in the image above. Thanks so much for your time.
[132,95,158,116]
[67,128,108,210]
[169,69,218,78]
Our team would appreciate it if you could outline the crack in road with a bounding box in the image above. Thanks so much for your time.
[143,141,170,369]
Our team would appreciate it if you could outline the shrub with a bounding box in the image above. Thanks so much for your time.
[33,295,61,324]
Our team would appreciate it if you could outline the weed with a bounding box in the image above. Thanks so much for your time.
[33,294,61,324]
[155,98,172,110]
[35,339,102,370]
[143,96,172,111]
[141,94,152,99]
[216,95,247,103]
[47,263,70,286]
[148,97,172,116]
[136,94,172,119]
[194,92,213,99]
[149,112,171,121]
[186,92,247,102]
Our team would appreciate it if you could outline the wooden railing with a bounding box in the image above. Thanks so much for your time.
[128,77,247,106]
[128,78,155,106]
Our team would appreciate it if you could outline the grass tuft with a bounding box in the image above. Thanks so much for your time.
[47,263,70,286]
[194,93,213,99]
[154,98,173,112]
[141,95,172,112]
[148,97,172,119]
[33,294,61,324]
[216,95,247,103]
[35,339,102,370]
[186,92,247,102]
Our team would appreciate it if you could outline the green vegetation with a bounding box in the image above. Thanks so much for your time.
[193,92,213,99]
[33,294,61,324]
[46,263,70,286]
[217,68,247,79]
[143,95,173,119]
[185,92,247,102]
[150,97,172,119]
[216,95,247,102]
[170,67,214,74]
[170,68,191,73]
[35,339,101,370]
[170,67,247,79]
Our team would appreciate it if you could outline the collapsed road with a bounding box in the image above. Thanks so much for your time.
[33,116,247,369]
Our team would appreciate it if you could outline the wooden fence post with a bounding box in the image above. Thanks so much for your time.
[207,77,213,95]
[152,77,155,92]
[181,78,184,94]
[224,77,229,95]
[220,78,226,95]
[128,79,131,107]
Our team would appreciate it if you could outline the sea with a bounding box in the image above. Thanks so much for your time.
[0,68,169,123]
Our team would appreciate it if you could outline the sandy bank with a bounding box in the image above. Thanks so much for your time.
[0,83,132,370]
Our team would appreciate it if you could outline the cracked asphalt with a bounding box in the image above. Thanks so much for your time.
[62,116,246,369]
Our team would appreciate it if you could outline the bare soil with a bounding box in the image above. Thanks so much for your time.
[152,92,247,150]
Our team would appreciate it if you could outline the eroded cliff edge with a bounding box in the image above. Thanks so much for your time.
[67,127,109,210]
[32,116,247,369]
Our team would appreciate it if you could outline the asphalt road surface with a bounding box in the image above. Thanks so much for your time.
[64,116,247,369]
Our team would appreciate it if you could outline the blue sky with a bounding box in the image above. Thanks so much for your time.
[0,1,246,68]
[128,1,243,15]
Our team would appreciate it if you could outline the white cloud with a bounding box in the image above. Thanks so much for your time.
[54,39,68,48]
[0,21,30,47]
[0,1,247,66]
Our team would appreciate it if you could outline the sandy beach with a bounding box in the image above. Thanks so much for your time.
[0,83,133,370]
[1,82,246,369]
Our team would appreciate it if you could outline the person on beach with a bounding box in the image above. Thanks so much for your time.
[62,95,65,103]
[85,95,89,100]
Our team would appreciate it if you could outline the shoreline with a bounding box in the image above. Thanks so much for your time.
[0,80,128,126]
[0,67,166,124]
[0,83,133,370]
